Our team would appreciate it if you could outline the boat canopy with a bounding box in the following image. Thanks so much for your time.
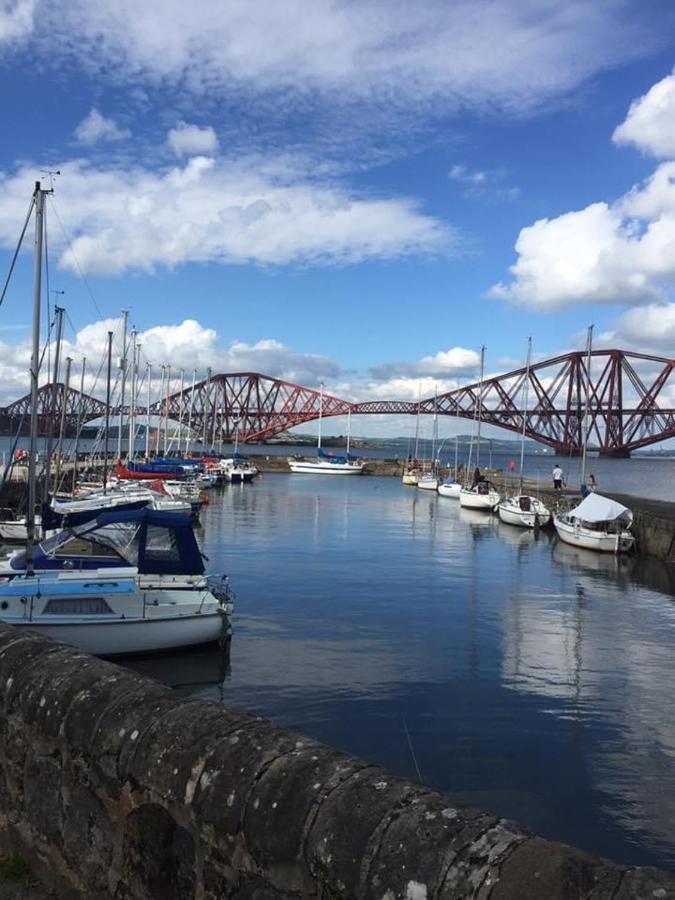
[77,508,205,575]
[568,493,633,524]
[318,448,358,464]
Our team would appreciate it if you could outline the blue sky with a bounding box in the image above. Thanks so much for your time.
[0,1,674,436]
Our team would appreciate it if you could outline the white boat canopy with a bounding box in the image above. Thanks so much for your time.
[568,493,633,524]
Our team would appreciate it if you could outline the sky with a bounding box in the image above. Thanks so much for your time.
[0,0,675,439]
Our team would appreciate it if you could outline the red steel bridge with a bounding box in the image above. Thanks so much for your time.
[0,349,673,457]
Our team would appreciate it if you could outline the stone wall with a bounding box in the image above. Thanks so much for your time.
[0,627,674,898]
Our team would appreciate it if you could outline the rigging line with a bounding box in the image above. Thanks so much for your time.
[46,195,105,320]
[44,201,51,383]
[402,717,423,783]
[0,195,35,308]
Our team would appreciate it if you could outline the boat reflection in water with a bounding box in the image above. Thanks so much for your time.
[123,636,232,697]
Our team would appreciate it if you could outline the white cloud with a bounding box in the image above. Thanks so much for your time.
[600,303,675,354]
[0,0,35,45]
[0,156,451,274]
[489,162,675,309]
[370,346,480,381]
[449,164,520,202]
[16,1,658,118]
[613,70,675,158]
[167,122,219,157]
[74,108,131,145]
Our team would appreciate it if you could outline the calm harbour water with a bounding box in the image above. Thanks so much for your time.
[128,473,675,871]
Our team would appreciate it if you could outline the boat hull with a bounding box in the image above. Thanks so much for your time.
[459,488,500,511]
[498,497,552,528]
[401,472,419,485]
[417,478,438,491]
[288,460,364,475]
[553,515,634,553]
[438,483,461,499]
[11,612,227,656]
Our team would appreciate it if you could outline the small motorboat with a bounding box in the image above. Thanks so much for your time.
[401,466,420,486]
[498,494,551,528]
[553,493,634,554]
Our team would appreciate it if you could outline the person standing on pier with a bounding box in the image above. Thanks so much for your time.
[552,464,563,491]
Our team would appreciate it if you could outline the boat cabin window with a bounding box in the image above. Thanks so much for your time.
[144,525,181,565]
[81,523,142,566]
[43,597,114,615]
[53,537,124,559]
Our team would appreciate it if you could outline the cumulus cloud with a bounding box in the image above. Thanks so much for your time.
[370,346,480,381]
[599,303,675,354]
[0,0,35,45]
[0,317,343,403]
[0,157,451,274]
[74,108,131,145]
[489,161,675,309]
[7,1,660,120]
[613,70,675,158]
[167,122,219,157]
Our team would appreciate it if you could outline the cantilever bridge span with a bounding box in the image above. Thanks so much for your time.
[0,349,673,456]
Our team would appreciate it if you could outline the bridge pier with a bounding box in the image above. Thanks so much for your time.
[599,449,631,458]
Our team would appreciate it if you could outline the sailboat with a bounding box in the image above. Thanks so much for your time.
[288,384,365,474]
[418,389,439,490]
[553,327,634,553]
[459,347,501,511]
[497,338,551,528]
[402,385,422,485]
[0,181,234,654]
[438,435,461,498]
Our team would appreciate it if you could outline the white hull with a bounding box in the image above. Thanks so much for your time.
[401,472,419,486]
[438,482,461,499]
[12,612,226,656]
[459,488,500,511]
[498,496,551,528]
[417,477,438,491]
[288,459,364,475]
[553,515,634,554]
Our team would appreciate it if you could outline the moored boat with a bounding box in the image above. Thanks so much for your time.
[553,493,634,554]
[498,494,551,528]
[459,483,501,511]
[438,478,461,499]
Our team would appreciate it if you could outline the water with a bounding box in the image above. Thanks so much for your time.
[127,475,675,871]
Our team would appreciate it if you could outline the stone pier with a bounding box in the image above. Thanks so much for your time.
[0,626,673,898]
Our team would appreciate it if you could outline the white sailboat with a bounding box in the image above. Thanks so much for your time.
[498,338,551,528]
[438,436,461,498]
[402,385,422,485]
[418,390,439,491]
[289,385,365,475]
[460,347,501,511]
[553,327,634,553]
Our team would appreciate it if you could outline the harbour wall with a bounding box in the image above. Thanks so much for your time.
[0,625,674,899]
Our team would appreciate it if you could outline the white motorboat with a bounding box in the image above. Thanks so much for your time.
[288,456,365,475]
[220,456,257,483]
[0,508,235,653]
[438,479,461,499]
[498,495,551,528]
[553,493,634,554]
[0,514,55,544]
[459,483,501,511]
[401,466,420,486]
[418,472,439,491]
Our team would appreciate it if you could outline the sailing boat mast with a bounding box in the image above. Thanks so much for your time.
[413,384,421,460]
[580,325,594,488]
[103,331,113,494]
[116,310,129,460]
[317,382,324,452]
[475,345,486,469]
[44,303,64,502]
[127,330,138,461]
[72,356,86,486]
[145,362,152,459]
[26,182,50,577]
[518,337,532,493]
[431,388,438,472]
[346,408,351,455]
[185,369,196,456]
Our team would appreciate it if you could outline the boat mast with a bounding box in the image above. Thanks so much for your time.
[175,368,185,454]
[431,388,438,472]
[103,330,113,494]
[317,382,324,451]
[346,408,351,455]
[580,325,594,488]
[518,337,532,493]
[145,363,152,459]
[127,330,138,461]
[185,368,196,456]
[25,182,49,577]
[475,345,486,469]
[454,434,459,476]
[116,309,129,460]
[164,364,171,456]
[413,383,421,460]
[44,303,64,502]
[53,355,71,492]
[72,356,86,487]
[202,367,211,448]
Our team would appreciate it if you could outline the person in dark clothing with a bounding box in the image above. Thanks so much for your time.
[471,466,484,489]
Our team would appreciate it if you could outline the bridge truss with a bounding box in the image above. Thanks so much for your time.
[0,349,673,456]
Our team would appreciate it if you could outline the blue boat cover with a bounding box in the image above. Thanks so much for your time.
[318,448,358,463]
[127,460,185,475]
